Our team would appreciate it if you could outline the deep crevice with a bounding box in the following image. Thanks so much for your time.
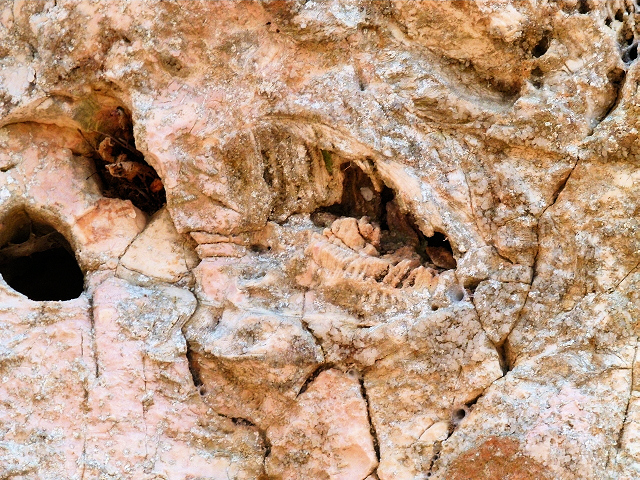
[549,158,579,208]
[530,66,544,89]
[88,296,100,379]
[449,391,484,434]
[600,68,626,122]
[359,377,381,463]
[578,0,591,14]
[503,155,578,368]
[260,427,272,459]
[616,339,638,450]
[79,104,166,215]
[300,290,326,358]
[186,347,206,395]
[531,36,550,58]
[496,342,511,375]
[230,416,256,427]
[0,211,83,301]
[426,386,495,478]
[450,407,468,428]
[607,1,639,65]
[218,412,272,470]
[313,161,456,271]
[297,364,333,397]
[425,441,442,478]
[623,42,638,63]
[258,425,272,480]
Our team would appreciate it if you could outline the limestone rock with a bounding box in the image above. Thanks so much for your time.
[1,0,640,478]
[266,369,378,480]
[118,207,199,285]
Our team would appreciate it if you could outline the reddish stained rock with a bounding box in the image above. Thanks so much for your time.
[444,436,551,480]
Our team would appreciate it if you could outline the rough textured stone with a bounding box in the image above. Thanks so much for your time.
[1,0,640,478]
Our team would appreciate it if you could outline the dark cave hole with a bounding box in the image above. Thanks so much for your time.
[80,105,166,216]
[313,162,456,269]
[615,9,625,22]
[625,33,635,46]
[0,212,83,301]
[231,417,255,427]
[319,161,387,221]
[578,0,591,14]
[496,342,511,375]
[186,348,206,395]
[531,36,550,58]
[602,67,626,120]
[623,42,638,63]
[607,68,627,90]
[530,66,544,89]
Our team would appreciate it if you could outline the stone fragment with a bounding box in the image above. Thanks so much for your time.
[331,216,367,250]
[197,307,324,395]
[87,276,265,478]
[425,244,457,269]
[196,243,247,258]
[73,198,147,269]
[358,216,381,247]
[119,207,199,283]
[266,369,378,480]
[0,291,92,478]
[359,305,502,479]
[473,279,530,345]
[494,216,538,266]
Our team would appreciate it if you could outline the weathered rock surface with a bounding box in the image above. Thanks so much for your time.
[1,0,640,478]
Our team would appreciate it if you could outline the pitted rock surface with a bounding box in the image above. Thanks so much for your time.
[1,1,640,479]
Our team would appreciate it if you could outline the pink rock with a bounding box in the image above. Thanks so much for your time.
[73,199,147,269]
[267,369,378,480]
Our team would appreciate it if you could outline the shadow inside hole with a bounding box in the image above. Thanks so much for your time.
[452,408,467,423]
[530,67,544,89]
[313,161,457,269]
[448,285,465,303]
[623,43,638,63]
[79,105,166,215]
[531,36,550,58]
[578,0,591,14]
[0,212,83,301]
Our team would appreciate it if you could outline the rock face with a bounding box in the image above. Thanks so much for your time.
[0,0,639,478]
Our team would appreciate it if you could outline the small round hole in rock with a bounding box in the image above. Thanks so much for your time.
[451,407,469,428]
[448,285,465,303]
[530,66,544,89]
[532,36,550,58]
[452,408,467,422]
[578,0,591,14]
[0,212,83,301]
